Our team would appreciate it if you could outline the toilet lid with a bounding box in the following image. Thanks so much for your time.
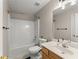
[29,46,41,52]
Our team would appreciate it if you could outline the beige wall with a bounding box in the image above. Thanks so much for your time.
[35,0,57,40]
[54,6,78,40]
[11,13,34,21]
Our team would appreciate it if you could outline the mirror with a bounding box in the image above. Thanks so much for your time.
[53,3,78,42]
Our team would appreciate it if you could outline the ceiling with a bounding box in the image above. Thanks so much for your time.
[8,0,50,15]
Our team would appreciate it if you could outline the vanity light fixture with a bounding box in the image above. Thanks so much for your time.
[58,0,77,10]
[58,0,66,10]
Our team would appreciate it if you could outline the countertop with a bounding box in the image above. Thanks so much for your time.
[41,41,78,59]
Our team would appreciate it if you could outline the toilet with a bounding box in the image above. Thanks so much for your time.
[29,46,41,59]
[28,38,47,59]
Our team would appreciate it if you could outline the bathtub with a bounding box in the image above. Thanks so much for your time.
[8,43,35,59]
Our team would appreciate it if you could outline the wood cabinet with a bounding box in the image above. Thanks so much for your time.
[41,47,62,59]
[42,52,49,59]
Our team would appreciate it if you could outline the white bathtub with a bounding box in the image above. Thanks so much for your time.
[8,43,35,59]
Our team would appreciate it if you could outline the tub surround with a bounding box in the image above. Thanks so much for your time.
[41,41,78,59]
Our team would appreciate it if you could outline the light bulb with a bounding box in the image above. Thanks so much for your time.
[62,5,65,9]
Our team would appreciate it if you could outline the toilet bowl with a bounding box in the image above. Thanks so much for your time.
[29,46,41,59]
[28,38,47,59]
[29,46,41,55]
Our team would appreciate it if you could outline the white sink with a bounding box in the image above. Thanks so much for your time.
[67,42,78,49]
[55,46,73,55]
[42,41,77,55]
[41,41,58,47]
[41,41,78,59]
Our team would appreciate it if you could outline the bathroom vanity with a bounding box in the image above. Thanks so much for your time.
[41,47,62,59]
[41,41,78,59]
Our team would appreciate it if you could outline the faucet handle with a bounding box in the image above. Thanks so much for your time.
[57,39,59,42]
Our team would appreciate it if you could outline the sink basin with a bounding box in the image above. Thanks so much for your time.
[67,42,78,49]
[41,41,58,47]
[55,46,73,55]
[45,41,73,55]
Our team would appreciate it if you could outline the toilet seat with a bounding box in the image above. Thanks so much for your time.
[29,46,41,54]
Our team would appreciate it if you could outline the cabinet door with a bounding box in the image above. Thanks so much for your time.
[42,47,48,55]
[49,51,62,59]
[42,52,49,59]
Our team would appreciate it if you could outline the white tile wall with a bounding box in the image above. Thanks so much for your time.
[8,18,35,59]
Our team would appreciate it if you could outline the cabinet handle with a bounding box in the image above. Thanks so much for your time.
[76,35,78,38]
[73,35,78,38]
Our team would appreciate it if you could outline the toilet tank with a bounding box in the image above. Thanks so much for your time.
[39,38,47,45]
